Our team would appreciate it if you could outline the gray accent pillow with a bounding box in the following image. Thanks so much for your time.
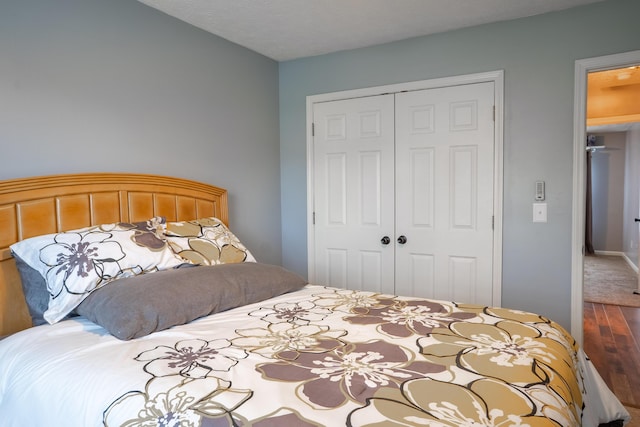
[76,263,307,340]
[13,253,49,326]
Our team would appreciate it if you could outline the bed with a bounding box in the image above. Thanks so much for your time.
[0,173,630,427]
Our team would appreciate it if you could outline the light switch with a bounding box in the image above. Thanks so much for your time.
[533,203,547,223]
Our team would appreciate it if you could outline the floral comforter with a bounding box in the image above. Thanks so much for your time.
[0,285,629,426]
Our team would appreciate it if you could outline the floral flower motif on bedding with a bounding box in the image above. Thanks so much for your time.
[249,300,332,325]
[165,217,252,265]
[39,229,126,297]
[485,306,579,354]
[166,217,225,237]
[347,376,557,427]
[311,288,396,314]
[232,323,347,360]
[256,340,444,409]
[342,299,479,339]
[115,216,168,251]
[247,408,325,427]
[525,379,582,426]
[103,375,252,427]
[416,318,582,409]
[171,237,248,265]
[135,339,248,379]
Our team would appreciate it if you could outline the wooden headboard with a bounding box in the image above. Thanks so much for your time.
[0,173,228,336]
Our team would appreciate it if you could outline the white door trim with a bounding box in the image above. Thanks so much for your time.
[571,50,640,346]
[306,70,504,306]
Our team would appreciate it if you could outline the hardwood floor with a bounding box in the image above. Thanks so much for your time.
[583,302,640,408]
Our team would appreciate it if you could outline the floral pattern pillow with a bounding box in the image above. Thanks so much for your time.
[10,217,184,324]
[164,217,256,265]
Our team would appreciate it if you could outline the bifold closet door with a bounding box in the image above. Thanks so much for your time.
[394,82,495,304]
[312,82,495,305]
[312,94,395,293]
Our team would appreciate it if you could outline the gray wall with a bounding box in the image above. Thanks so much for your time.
[591,133,626,252]
[279,0,640,329]
[0,0,282,265]
[624,125,640,268]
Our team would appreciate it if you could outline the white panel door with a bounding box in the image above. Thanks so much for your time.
[312,94,395,293]
[395,82,495,304]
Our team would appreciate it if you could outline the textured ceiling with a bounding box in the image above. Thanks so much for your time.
[137,0,606,61]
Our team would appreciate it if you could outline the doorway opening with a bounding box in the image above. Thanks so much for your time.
[571,49,640,344]
[584,65,640,303]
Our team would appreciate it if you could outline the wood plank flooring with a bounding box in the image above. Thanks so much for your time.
[583,302,640,408]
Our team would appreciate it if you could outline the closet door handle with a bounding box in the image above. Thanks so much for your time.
[635,218,640,222]
[397,235,407,244]
[381,236,391,245]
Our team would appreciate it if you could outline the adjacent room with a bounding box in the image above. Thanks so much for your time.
[582,64,640,413]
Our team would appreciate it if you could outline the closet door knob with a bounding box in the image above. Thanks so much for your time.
[381,236,391,245]
[397,235,407,244]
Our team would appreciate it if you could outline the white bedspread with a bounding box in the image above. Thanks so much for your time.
[0,285,630,426]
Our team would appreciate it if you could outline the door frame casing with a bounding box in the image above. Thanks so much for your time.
[306,70,504,306]
[571,50,640,346]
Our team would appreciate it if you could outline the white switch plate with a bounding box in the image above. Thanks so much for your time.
[533,203,547,223]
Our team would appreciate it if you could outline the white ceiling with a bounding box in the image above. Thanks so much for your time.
[138,0,606,61]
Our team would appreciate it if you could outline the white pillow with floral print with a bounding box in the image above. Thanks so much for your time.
[164,217,256,265]
[10,217,184,324]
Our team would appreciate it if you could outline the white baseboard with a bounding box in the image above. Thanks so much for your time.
[593,250,623,256]
[624,254,640,274]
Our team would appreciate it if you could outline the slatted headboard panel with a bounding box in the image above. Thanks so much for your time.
[0,173,228,336]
